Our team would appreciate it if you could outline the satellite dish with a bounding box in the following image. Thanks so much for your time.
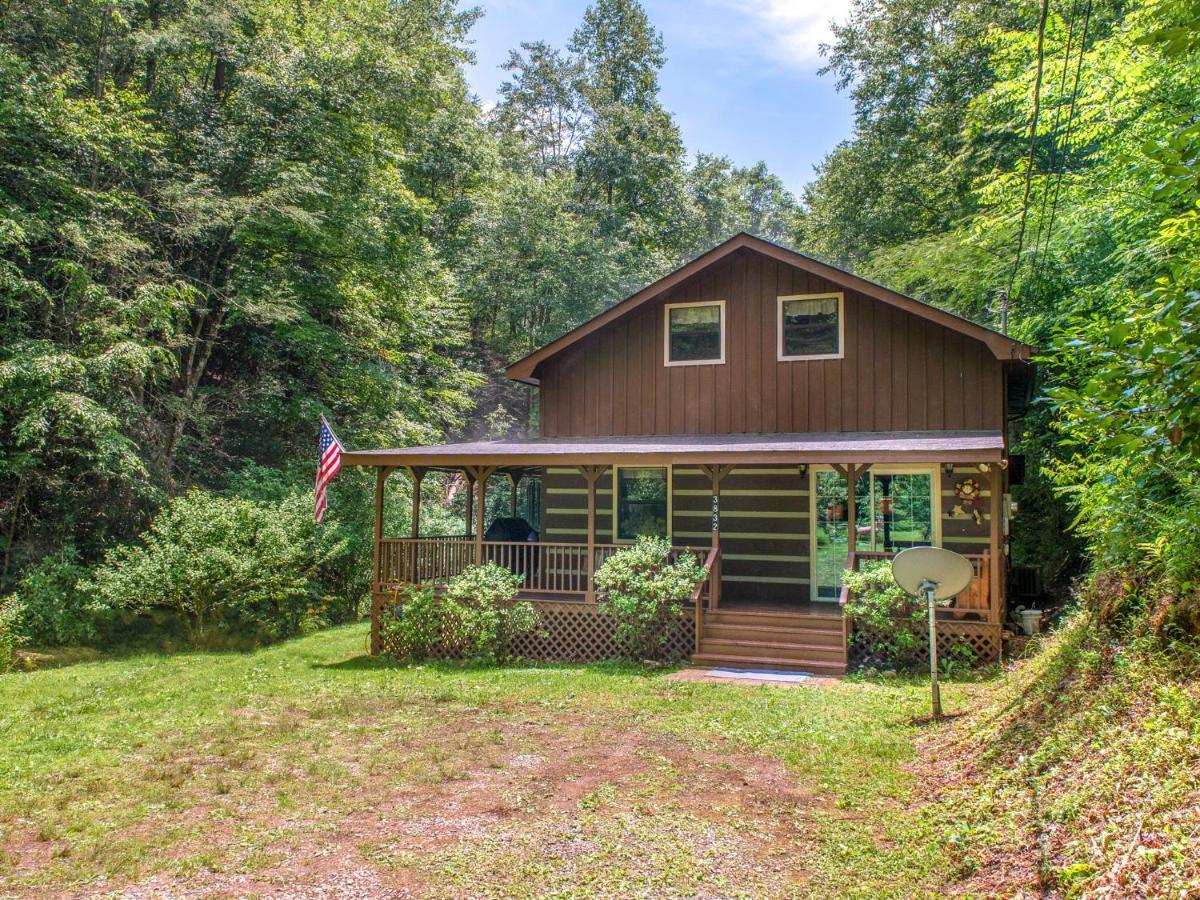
[892,546,974,600]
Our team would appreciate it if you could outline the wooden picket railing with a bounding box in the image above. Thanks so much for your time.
[838,549,992,622]
[377,537,708,601]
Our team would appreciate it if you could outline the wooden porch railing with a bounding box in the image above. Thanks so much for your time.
[838,550,993,623]
[691,545,721,655]
[378,537,708,601]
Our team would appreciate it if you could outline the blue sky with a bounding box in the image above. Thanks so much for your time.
[462,0,856,196]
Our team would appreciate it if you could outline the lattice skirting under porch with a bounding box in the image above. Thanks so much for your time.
[848,619,1002,669]
[370,594,695,664]
[508,600,695,663]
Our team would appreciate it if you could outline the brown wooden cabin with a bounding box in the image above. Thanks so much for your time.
[345,233,1034,674]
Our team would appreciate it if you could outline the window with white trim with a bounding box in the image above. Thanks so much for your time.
[614,466,670,541]
[778,293,843,360]
[664,300,725,365]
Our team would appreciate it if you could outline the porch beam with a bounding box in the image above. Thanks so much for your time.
[578,465,607,602]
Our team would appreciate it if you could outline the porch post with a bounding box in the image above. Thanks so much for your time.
[578,465,606,602]
[408,466,426,538]
[508,472,521,518]
[462,469,475,538]
[834,463,865,559]
[988,463,1004,625]
[700,464,733,610]
[472,466,495,565]
[370,466,392,655]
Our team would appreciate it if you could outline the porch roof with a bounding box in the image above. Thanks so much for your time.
[341,430,1005,469]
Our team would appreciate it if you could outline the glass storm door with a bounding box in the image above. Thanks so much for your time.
[857,472,935,553]
[812,468,936,601]
[813,469,869,601]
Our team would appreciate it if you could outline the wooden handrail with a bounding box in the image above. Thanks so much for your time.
[690,546,720,655]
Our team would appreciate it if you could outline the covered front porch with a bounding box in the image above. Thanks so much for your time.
[344,431,1009,669]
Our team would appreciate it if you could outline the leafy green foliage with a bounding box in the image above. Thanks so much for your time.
[594,536,705,660]
[6,548,97,646]
[844,561,929,669]
[380,564,536,662]
[803,0,1200,630]
[0,595,21,672]
[85,490,351,648]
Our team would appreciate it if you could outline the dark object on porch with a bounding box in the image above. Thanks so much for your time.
[482,517,539,581]
[483,517,538,543]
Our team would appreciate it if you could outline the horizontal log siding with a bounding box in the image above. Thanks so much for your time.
[541,467,613,541]
[940,465,991,554]
[541,465,811,604]
[539,248,1005,438]
[674,466,811,604]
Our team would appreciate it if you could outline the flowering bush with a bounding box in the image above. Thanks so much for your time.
[381,564,536,662]
[594,536,705,660]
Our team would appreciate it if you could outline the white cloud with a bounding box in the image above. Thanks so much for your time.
[719,0,854,67]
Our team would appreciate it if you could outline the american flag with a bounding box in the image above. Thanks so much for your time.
[314,417,343,523]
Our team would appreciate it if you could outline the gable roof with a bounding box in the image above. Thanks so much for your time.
[505,232,1033,385]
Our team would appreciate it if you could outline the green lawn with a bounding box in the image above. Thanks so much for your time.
[0,624,978,898]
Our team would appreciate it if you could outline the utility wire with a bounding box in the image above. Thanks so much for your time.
[1029,0,1080,274]
[1006,0,1051,306]
[1037,0,1093,274]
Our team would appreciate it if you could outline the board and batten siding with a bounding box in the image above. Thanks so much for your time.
[537,248,1005,438]
[541,465,812,605]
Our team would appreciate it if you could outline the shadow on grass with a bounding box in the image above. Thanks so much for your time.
[312,653,679,679]
[310,653,394,672]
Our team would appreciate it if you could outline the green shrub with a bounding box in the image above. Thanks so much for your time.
[85,489,350,648]
[594,536,706,661]
[8,548,100,646]
[0,596,23,672]
[843,560,930,670]
[381,564,536,662]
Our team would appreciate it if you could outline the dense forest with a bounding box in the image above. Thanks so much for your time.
[1,0,1198,647]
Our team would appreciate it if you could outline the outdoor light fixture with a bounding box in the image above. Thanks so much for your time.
[798,464,809,478]
[941,462,955,477]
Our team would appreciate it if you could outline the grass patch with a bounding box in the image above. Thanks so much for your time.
[926,611,1200,896]
[0,622,985,896]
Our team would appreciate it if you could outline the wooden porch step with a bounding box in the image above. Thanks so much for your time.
[698,638,847,664]
[701,622,845,647]
[690,653,847,677]
[704,609,843,630]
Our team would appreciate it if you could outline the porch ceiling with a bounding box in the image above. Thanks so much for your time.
[341,430,1005,469]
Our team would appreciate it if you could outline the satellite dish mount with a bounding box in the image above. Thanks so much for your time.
[891,547,975,719]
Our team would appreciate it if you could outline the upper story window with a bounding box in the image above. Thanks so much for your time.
[778,293,844,361]
[664,300,725,366]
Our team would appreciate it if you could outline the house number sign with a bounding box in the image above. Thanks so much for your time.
[711,494,719,531]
